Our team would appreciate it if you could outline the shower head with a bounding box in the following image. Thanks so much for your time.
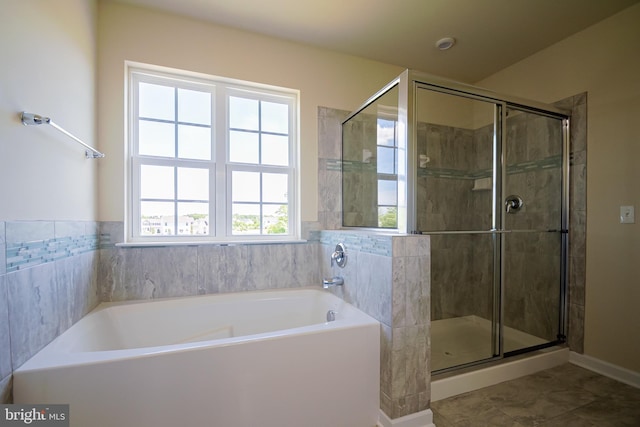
[21,112,51,126]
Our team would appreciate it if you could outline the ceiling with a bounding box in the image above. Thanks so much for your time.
[115,0,640,82]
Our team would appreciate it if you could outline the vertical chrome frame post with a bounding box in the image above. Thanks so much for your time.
[399,70,412,234]
[494,103,506,359]
[560,117,571,341]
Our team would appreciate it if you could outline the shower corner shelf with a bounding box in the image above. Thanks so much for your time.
[472,177,492,191]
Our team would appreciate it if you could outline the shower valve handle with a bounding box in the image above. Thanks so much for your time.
[505,195,524,213]
[330,243,347,268]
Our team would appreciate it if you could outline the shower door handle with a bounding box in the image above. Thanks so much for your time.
[505,195,524,213]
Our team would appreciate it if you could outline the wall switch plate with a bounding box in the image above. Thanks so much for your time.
[620,205,635,224]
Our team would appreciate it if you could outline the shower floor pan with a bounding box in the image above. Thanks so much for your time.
[431,315,547,372]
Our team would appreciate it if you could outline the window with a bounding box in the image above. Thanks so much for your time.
[128,65,298,243]
[376,117,398,228]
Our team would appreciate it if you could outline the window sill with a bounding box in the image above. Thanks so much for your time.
[116,239,309,248]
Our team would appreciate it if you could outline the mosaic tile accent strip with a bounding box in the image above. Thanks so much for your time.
[320,230,392,257]
[325,159,343,171]
[418,154,562,179]
[331,156,561,178]
[6,234,99,273]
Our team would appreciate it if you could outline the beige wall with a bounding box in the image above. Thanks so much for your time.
[0,0,98,221]
[478,4,640,373]
[97,1,402,223]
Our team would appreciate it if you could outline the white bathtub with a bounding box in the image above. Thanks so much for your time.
[14,288,380,427]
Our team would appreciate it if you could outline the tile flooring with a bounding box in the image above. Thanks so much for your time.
[431,363,640,426]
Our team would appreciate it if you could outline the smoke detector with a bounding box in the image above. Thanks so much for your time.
[435,37,456,50]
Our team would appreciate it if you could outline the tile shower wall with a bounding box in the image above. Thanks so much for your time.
[417,122,494,322]
[562,93,588,354]
[503,109,564,341]
[421,109,566,341]
[0,221,100,403]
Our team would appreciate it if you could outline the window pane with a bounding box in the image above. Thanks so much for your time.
[139,82,174,121]
[178,202,209,217]
[139,120,175,157]
[230,96,258,130]
[177,167,209,201]
[178,88,211,125]
[261,101,288,134]
[378,179,397,206]
[178,125,211,160]
[141,165,174,199]
[232,171,260,202]
[377,146,396,174]
[377,119,396,146]
[177,203,209,235]
[262,173,288,203]
[263,204,288,234]
[229,130,259,163]
[141,201,175,236]
[378,207,397,228]
[232,203,260,235]
[261,134,289,166]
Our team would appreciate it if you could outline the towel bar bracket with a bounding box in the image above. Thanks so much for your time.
[20,111,105,159]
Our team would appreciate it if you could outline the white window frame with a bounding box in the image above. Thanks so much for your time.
[376,112,399,229]
[126,63,299,244]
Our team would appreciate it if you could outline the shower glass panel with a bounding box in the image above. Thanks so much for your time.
[502,108,565,354]
[430,233,497,371]
[342,85,399,228]
[415,88,496,232]
[416,86,500,371]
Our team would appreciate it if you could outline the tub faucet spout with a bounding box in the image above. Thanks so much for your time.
[322,276,344,289]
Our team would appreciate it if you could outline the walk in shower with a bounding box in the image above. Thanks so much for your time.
[342,70,569,373]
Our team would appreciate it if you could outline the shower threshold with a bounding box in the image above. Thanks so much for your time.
[431,315,548,372]
[430,315,569,401]
[431,346,569,401]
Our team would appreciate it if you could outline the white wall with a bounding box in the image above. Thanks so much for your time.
[478,3,640,373]
[0,0,98,221]
[97,1,402,223]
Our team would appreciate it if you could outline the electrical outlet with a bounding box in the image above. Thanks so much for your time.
[620,205,635,224]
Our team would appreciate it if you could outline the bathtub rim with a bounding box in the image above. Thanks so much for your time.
[16,287,379,373]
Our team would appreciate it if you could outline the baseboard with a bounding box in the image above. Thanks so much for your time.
[378,409,435,427]
[570,351,640,389]
[431,347,569,401]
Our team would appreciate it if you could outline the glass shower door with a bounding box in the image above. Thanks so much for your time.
[501,107,566,354]
[416,86,500,371]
